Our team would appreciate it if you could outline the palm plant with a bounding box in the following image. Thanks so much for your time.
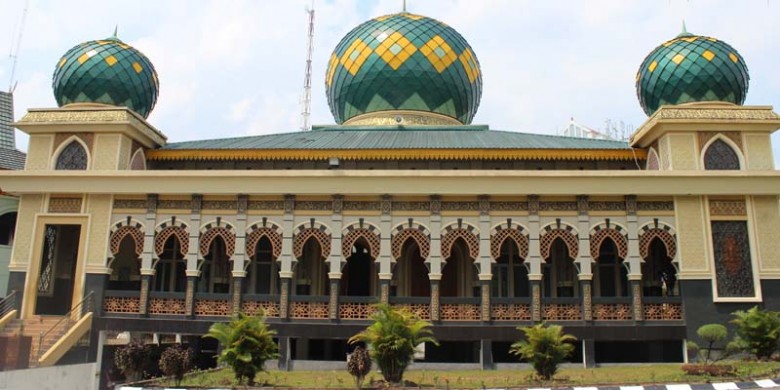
[510,323,576,380]
[203,312,279,386]
[348,303,438,384]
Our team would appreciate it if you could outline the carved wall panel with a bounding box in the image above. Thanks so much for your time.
[712,221,755,297]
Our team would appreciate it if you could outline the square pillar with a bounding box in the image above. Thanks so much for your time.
[184,275,197,318]
[480,279,491,322]
[531,279,541,322]
[231,275,244,315]
[279,276,291,320]
[480,339,494,370]
[631,279,644,321]
[379,277,390,304]
[430,280,440,321]
[328,276,340,320]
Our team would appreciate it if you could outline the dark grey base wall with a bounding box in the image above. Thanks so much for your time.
[6,271,25,310]
[680,279,780,341]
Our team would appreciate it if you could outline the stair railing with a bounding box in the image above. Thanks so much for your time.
[0,290,17,318]
[36,291,94,363]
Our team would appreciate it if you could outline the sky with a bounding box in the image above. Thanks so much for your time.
[1,0,778,167]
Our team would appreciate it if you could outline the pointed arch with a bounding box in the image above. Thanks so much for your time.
[53,136,89,170]
[540,222,578,260]
[490,220,529,260]
[130,148,146,170]
[589,221,628,259]
[154,220,189,257]
[246,219,283,259]
[292,220,332,260]
[341,220,381,259]
[646,147,660,170]
[441,221,480,259]
[702,135,743,170]
[199,221,236,258]
[391,220,431,259]
[638,221,677,259]
[109,218,145,257]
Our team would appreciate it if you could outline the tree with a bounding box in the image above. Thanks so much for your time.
[686,323,735,364]
[159,344,194,386]
[114,340,150,382]
[347,345,372,389]
[203,312,279,386]
[349,304,438,384]
[731,306,780,359]
[510,323,577,380]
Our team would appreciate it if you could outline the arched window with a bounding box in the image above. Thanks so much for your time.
[543,238,578,298]
[55,140,88,170]
[153,236,186,292]
[0,212,17,246]
[642,238,677,296]
[108,235,141,291]
[646,148,660,170]
[393,239,430,297]
[198,236,231,293]
[492,239,529,298]
[340,238,375,297]
[704,139,740,170]
[295,238,327,296]
[594,239,628,297]
[441,238,477,297]
[245,236,279,295]
[130,150,146,170]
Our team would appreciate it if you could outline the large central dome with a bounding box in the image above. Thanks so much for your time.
[325,12,482,125]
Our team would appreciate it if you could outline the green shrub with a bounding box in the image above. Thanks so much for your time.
[349,303,438,384]
[159,344,194,386]
[203,312,279,386]
[347,345,372,389]
[510,323,577,380]
[731,306,780,359]
[681,363,736,376]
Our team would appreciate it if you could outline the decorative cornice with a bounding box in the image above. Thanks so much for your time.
[15,107,167,147]
[146,148,645,162]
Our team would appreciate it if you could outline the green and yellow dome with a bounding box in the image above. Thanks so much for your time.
[325,12,482,125]
[636,28,749,116]
[52,34,159,118]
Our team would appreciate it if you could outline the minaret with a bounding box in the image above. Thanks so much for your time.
[0,91,14,150]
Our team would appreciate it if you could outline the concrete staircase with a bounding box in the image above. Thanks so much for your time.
[0,315,68,367]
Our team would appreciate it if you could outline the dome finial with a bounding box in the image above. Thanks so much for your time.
[402,0,406,12]
[113,25,118,38]
[677,20,693,38]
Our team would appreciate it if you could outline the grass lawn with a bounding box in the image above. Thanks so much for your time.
[154,361,780,388]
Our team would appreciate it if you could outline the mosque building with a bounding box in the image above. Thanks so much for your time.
[0,7,779,378]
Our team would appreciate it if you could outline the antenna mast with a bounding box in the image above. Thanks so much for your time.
[299,3,315,131]
[8,0,30,93]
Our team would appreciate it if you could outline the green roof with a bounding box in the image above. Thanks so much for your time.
[162,126,631,151]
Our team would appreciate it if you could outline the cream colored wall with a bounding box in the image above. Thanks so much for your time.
[92,134,122,170]
[744,134,776,170]
[85,194,113,273]
[24,135,53,171]
[667,133,698,170]
[9,194,45,270]
[674,195,710,278]
[117,135,132,170]
[658,136,671,170]
[751,196,780,277]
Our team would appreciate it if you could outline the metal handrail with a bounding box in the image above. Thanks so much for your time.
[0,290,17,317]
[37,291,94,362]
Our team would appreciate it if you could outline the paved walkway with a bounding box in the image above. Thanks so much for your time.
[118,377,780,390]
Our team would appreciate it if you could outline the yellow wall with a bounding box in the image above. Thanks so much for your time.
[675,195,710,277]
[751,196,780,276]
[667,133,698,170]
[9,194,45,269]
[744,134,775,170]
[85,194,113,273]
[93,134,122,170]
[25,135,53,170]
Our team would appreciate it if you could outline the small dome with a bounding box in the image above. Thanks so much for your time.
[326,12,482,125]
[52,34,159,118]
[636,28,749,116]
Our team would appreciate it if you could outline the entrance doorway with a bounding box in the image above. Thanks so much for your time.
[35,224,81,315]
